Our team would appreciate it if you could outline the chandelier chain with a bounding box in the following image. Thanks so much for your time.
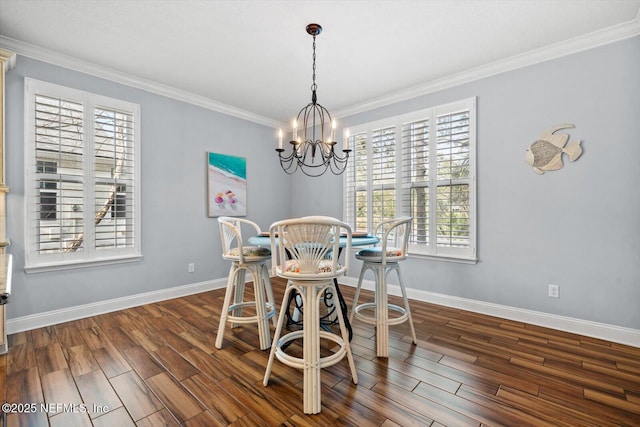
[311,35,317,93]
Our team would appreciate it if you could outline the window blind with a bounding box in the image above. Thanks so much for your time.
[401,118,430,246]
[344,97,476,261]
[344,131,368,232]
[25,79,141,270]
[34,94,85,254]
[94,106,136,250]
[371,126,396,229]
[435,110,470,248]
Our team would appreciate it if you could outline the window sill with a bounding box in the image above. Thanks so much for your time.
[407,252,478,264]
[24,254,143,274]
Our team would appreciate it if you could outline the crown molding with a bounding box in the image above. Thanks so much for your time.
[2,12,639,127]
[0,36,280,129]
[334,15,640,119]
[0,48,16,71]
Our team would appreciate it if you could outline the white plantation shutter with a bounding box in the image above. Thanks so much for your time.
[401,117,430,247]
[94,106,136,250]
[25,79,141,270]
[371,126,396,228]
[344,131,368,232]
[435,109,471,250]
[33,94,85,255]
[344,97,476,261]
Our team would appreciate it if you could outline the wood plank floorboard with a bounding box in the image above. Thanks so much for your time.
[2,277,639,426]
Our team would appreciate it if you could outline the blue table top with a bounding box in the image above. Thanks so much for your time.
[248,234,379,248]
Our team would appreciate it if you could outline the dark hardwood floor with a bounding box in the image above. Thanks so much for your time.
[2,278,639,426]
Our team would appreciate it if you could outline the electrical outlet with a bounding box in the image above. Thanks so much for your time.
[188,263,195,273]
[548,284,559,298]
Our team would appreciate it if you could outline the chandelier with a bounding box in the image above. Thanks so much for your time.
[276,23,350,177]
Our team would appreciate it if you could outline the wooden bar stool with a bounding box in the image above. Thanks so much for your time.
[216,217,276,350]
[263,216,358,414]
[350,217,417,357]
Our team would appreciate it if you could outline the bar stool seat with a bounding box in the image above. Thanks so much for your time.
[350,217,417,357]
[215,217,277,350]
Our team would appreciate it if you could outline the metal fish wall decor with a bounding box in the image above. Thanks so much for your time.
[525,124,582,174]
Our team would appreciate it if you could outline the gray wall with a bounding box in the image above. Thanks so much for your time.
[5,56,291,319]
[5,36,639,332]
[293,36,640,330]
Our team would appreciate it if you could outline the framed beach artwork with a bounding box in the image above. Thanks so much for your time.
[207,152,247,217]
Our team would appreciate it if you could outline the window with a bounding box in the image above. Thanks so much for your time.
[344,97,476,261]
[25,78,141,270]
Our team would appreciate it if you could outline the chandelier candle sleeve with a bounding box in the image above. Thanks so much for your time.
[278,129,283,150]
[331,119,336,142]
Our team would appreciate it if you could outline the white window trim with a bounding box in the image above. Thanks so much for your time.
[343,97,477,262]
[24,78,142,272]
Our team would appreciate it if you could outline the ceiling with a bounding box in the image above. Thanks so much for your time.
[1,0,639,128]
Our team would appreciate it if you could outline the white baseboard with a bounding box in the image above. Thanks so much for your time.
[8,277,640,349]
[7,278,227,334]
[340,277,640,349]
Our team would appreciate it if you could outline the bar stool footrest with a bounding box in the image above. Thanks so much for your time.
[353,302,410,326]
[226,301,276,325]
[275,330,349,370]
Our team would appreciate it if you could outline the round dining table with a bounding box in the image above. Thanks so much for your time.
[247,233,379,251]
[247,233,379,341]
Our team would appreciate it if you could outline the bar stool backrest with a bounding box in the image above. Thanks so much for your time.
[360,216,412,264]
[269,216,351,280]
[218,216,270,264]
